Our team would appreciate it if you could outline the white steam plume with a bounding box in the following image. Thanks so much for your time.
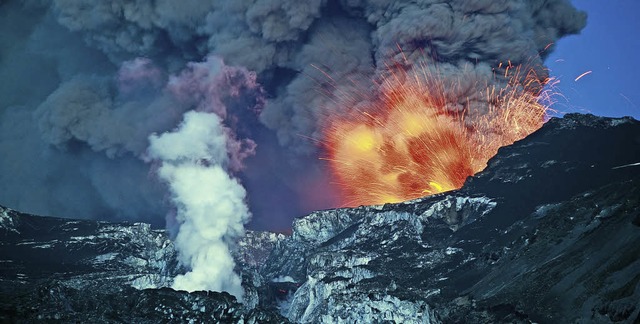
[148,111,248,299]
[142,56,260,297]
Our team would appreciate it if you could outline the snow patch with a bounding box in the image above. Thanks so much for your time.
[609,117,633,126]
[419,196,496,230]
[0,207,19,234]
[272,276,296,283]
[533,203,561,219]
[595,204,622,219]
[445,247,462,255]
[94,252,119,263]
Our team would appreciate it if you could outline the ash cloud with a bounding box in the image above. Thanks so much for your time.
[0,1,585,231]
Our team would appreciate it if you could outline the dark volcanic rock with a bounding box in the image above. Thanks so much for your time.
[1,113,639,323]
[2,283,284,323]
[263,114,640,323]
[0,208,287,323]
[0,208,180,292]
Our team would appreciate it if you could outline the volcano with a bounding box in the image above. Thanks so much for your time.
[1,113,639,323]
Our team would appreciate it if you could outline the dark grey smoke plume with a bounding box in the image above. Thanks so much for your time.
[0,0,586,231]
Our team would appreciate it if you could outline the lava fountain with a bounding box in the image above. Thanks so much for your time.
[322,60,552,207]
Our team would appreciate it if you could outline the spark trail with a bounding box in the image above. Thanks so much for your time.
[322,61,551,207]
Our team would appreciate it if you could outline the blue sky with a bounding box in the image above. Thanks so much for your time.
[546,1,640,119]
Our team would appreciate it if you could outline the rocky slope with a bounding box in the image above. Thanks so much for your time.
[261,114,640,323]
[1,113,639,323]
[0,208,287,322]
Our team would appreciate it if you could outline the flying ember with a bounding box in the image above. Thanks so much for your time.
[322,62,551,207]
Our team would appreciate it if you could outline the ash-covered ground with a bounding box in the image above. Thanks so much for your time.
[1,113,639,323]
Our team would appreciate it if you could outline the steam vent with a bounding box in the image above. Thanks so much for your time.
[1,0,639,323]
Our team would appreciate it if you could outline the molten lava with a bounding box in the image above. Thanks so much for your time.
[322,64,550,207]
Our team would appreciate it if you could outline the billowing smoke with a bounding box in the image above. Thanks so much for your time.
[148,111,248,299]
[0,0,586,295]
[144,57,259,298]
[146,56,259,298]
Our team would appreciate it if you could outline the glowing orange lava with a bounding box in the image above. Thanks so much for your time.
[322,62,551,207]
